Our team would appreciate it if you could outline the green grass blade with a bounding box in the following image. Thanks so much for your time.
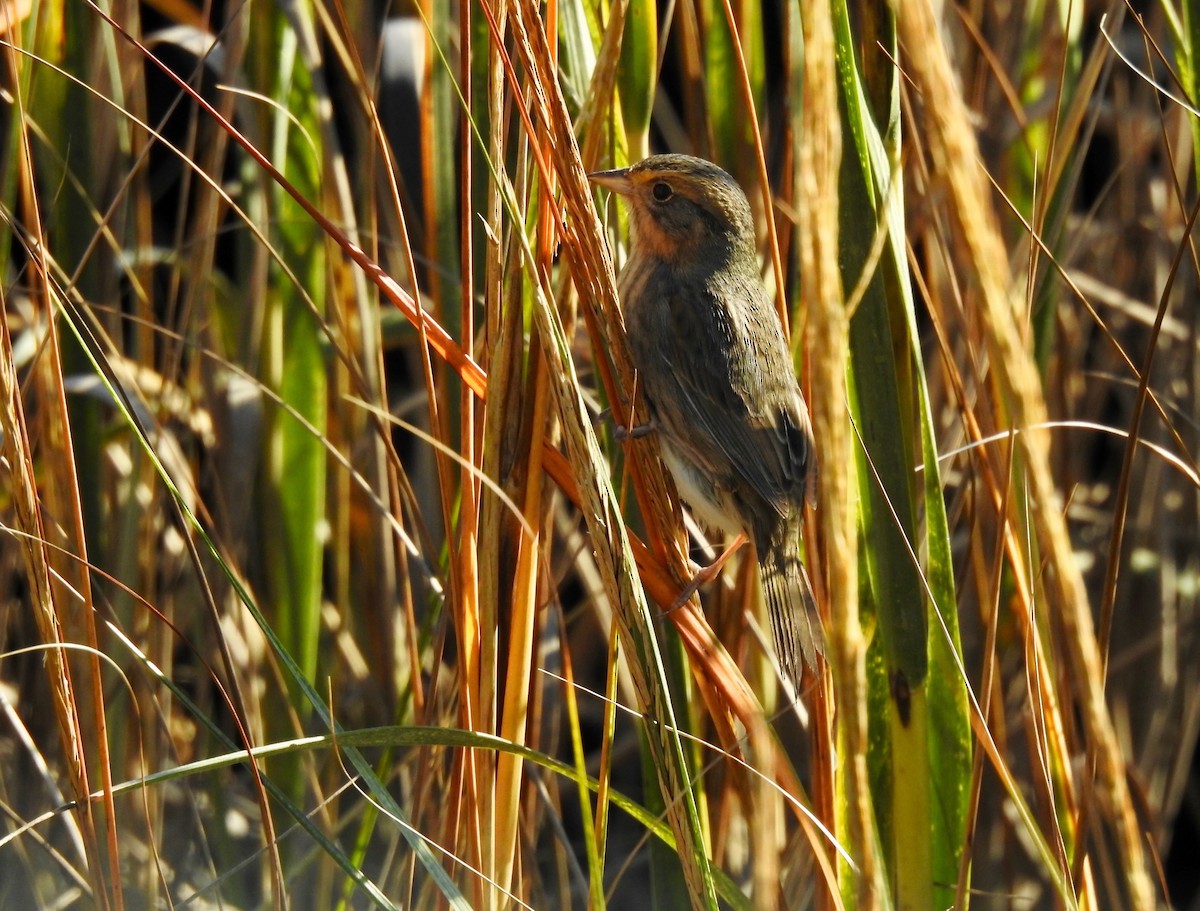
[617,0,656,158]
[249,3,328,692]
[832,2,971,905]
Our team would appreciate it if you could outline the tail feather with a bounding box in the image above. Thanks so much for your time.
[760,544,824,684]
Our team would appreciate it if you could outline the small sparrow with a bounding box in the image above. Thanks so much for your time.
[590,154,824,681]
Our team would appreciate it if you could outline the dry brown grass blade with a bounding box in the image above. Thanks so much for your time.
[896,1,1153,905]
[0,288,106,899]
[1,37,125,906]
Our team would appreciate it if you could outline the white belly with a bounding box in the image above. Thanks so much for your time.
[658,442,744,538]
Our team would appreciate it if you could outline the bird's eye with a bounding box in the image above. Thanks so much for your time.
[651,181,673,202]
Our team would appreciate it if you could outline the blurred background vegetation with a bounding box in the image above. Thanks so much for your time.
[0,0,1197,908]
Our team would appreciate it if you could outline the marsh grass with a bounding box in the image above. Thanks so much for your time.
[0,1,1195,909]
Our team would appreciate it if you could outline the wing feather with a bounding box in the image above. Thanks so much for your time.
[637,274,813,517]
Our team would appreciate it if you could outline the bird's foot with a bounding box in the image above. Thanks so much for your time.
[612,420,655,441]
[592,406,655,440]
[664,533,749,615]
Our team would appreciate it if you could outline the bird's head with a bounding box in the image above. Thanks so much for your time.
[589,154,757,264]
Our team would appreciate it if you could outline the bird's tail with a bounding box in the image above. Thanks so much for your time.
[760,539,824,684]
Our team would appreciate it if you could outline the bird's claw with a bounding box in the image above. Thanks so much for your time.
[614,421,655,441]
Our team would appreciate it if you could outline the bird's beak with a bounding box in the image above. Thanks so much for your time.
[587,167,634,196]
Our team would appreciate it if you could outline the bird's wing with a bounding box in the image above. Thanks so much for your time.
[651,277,814,515]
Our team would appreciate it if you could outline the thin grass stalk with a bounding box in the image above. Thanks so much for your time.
[476,4,515,894]
[414,6,472,772]
[107,23,174,894]
[38,285,121,911]
[958,424,1017,908]
[97,23,172,848]
[457,0,480,750]
[559,631,606,908]
[493,327,551,906]
[665,2,707,156]
[498,18,568,901]
[475,92,513,911]
[712,0,785,329]
[303,0,394,749]
[331,14,433,739]
[798,2,876,907]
